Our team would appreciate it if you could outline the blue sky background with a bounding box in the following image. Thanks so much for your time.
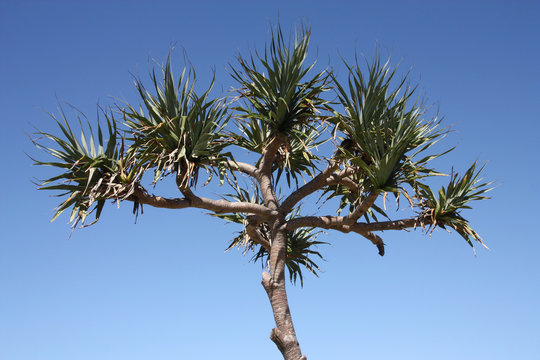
[1,1,539,359]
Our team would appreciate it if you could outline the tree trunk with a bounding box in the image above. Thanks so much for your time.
[261,223,306,360]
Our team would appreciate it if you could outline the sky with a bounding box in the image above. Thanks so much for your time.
[1,1,539,359]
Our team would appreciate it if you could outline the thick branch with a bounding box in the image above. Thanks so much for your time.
[132,184,277,217]
[257,135,283,210]
[280,160,340,214]
[285,214,431,233]
[258,134,283,174]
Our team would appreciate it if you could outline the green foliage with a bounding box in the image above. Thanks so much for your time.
[32,22,491,285]
[123,56,231,188]
[282,225,326,286]
[231,24,328,133]
[230,24,329,185]
[32,106,136,228]
[419,162,492,248]
[332,55,447,195]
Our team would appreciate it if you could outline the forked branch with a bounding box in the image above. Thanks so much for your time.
[280,160,341,214]
[132,183,277,217]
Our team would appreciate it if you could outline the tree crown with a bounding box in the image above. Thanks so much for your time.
[33,24,492,285]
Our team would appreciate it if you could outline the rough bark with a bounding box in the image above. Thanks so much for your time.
[262,222,306,360]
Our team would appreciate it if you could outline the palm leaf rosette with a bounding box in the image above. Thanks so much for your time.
[333,56,447,193]
[230,25,329,185]
[330,55,492,247]
[123,56,231,189]
[32,107,138,228]
[418,162,493,248]
[326,55,451,223]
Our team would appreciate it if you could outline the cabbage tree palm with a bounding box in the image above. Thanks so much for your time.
[33,23,491,360]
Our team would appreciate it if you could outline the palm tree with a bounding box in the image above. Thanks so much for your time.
[33,23,491,360]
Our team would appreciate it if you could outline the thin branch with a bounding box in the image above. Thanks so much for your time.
[246,224,271,251]
[131,185,191,209]
[323,167,365,202]
[342,192,379,224]
[359,231,385,256]
[350,217,431,232]
[284,214,430,256]
[243,215,271,251]
[283,191,378,231]
[325,175,362,196]
[227,160,258,178]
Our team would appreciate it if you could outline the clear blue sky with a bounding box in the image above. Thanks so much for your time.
[1,1,539,359]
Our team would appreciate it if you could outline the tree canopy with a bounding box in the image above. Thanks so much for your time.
[33,23,491,360]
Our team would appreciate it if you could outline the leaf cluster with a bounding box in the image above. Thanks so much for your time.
[123,57,231,188]
[419,162,492,247]
[230,25,329,185]
[333,55,447,194]
[33,107,137,228]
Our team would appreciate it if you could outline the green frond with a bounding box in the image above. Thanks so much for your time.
[123,55,231,188]
[419,162,493,247]
[284,227,326,286]
[332,52,448,194]
[231,22,329,139]
[32,106,138,228]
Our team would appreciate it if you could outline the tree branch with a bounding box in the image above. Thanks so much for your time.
[132,184,277,217]
[326,174,362,196]
[257,135,283,210]
[227,160,258,178]
[284,214,430,256]
[359,231,385,256]
[246,224,271,251]
[280,160,340,214]
[283,191,378,231]
[131,185,192,209]
[350,217,431,232]
[343,191,379,224]
[258,134,283,175]
[285,214,431,233]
